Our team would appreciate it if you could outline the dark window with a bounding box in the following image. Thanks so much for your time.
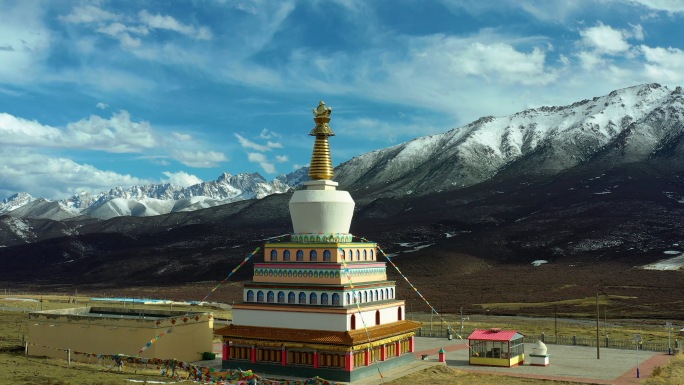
[310,250,318,262]
[267,291,274,303]
[398,306,403,321]
[375,310,381,325]
[278,291,285,303]
[321,293,329,305]
[257,291,264,302]
[323,250,332,261]
[351,314,356,330]
[288,292,295,304]
[310,293,317,305]
[283,250,291,261]
[296,250,304,261]
[246,290,254,302]
[332,293,340,305]
[270,250,277,261]
[299,292,306,304]
[363,250,367,260]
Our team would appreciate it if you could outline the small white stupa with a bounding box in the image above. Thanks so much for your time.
[529,340,550,366]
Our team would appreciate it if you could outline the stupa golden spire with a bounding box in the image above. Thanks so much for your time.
[308,101,335,180]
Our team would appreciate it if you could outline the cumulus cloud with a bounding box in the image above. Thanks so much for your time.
[0,110,158,152]
[275,155,289,162]
[65,111,158,152]
[579,23,631,55]
[640,46,684,82]
[96,102,108,109]
[247,152,276,174]
[162,170,202,187]
[172,149,227,167]
[0,147,152,200]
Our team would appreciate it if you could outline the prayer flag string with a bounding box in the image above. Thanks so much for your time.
[135,247,261,357]
[353,235,459,338]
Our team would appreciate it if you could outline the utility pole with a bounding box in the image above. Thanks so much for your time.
[667,322,672,355]
[554,305,558,342]
[596,292,600,359]
[634,333,641,378]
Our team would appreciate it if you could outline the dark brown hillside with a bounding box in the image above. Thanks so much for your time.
[1,159,684,319]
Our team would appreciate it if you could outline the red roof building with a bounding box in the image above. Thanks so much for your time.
[468,328,525,367]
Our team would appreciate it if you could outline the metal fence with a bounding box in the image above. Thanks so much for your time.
[417,328,679,353]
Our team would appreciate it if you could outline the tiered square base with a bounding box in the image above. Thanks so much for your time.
[529,354,550,366]
[217,321,420,382]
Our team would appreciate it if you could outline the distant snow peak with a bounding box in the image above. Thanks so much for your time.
[1,169,309,220]
[0,192,34,213]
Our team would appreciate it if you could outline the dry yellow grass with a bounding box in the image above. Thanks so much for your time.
[384,365,581,385]
[645,351,684,385]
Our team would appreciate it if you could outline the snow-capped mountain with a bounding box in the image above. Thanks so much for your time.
[336,83,684,197]
[0,192,35,213]
[2,83,683,222]
[2,170,307,220]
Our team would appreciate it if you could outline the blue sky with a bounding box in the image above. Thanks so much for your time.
[1,0,684,200]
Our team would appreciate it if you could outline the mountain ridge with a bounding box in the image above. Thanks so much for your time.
[1,169,308,220]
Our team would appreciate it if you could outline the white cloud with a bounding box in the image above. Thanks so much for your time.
[579,23,631,55]
[65,110,158,152]
[139,10,212,40]
[59,4,118,24]
[96,102,108,110]
[0,113,62,145]
[162,171,202,187]
[258,128,280,139]
[172,149,227,167]
[629,23,645,40]
[640,45,684,82]
[577,50,606,70]
[0,147,152,200]
[275,155,289,162]
[267,141,283,149]
[0,110,153,153]
[247,152,276,173]
[172,132,193,141]
[626,0,684,13]
[235,133,271,152]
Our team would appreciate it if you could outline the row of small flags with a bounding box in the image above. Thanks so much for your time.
[27,342,335,385]
[135,247,261,357]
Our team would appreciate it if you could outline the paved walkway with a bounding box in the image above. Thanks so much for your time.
[205,339,675,384]
[397,337,674,385]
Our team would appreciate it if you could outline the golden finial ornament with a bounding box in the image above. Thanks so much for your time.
[308,101,335,180]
